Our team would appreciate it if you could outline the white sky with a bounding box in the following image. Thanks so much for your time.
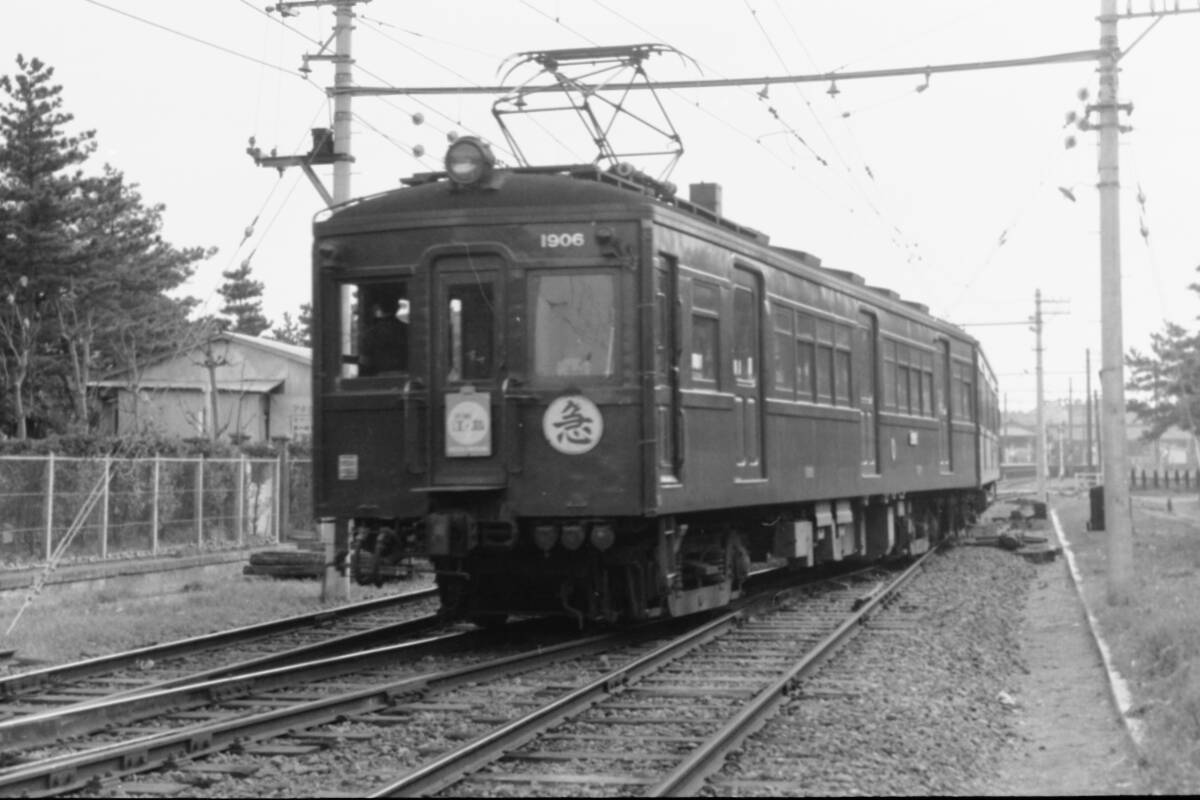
[4,1,1199,411]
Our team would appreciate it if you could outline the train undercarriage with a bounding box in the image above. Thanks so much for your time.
[345,488,991,625]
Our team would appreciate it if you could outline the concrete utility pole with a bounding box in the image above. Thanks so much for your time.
[1086,348,1094,471]
[1031,289,1067,499]
[1034,289,1047,499]
[1097,0,1133,604]
[260,0,368,603]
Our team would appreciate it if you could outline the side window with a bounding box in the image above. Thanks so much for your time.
[772,304,795,395]
[921,351,935,417]
[795,312,815,402]
[815,318,834,404]
[344,279,410,379]
[690,280,721,384]
[895,344,910,414]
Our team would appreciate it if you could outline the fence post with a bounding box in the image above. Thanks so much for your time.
[195,456,205,548]
[273,436,291,546]
[44,453,55,562]
[151,455,160,555]
[236,453,246,547]
[101,456,111,559]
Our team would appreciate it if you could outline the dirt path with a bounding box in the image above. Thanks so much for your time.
[967,505,1145,795]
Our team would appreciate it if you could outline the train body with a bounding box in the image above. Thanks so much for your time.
[312,139,1000,624]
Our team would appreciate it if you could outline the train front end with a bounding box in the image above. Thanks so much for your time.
[313,139,658,624]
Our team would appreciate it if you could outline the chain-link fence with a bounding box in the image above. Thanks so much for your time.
[0,454,313,566]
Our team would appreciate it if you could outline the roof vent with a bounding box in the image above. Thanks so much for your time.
[689,182,722,217]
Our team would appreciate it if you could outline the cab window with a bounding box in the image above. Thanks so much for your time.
[340,280,410,379]
[531,272,616,379]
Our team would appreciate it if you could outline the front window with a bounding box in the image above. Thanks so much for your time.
[446,282,495,382]
[341,279,410,379]
[532,272,616,379]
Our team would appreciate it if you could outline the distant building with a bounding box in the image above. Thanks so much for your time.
[1003,402,1198,477]
[91,332,311,443]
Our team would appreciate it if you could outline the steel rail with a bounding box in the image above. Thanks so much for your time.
[0,587,437,699]
[369,553,936,797]
[369,607,745,798]
[0,623,636,797]
[0,612,445,750]
[648,547,939,796]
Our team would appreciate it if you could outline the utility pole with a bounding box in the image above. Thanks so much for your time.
[1097,0,1133,604]
[1068,378,1074,476]
[1031,289,1068,499]
[1035,289,1047,499]
[254,0,368,603]
[1086,348,1094,471]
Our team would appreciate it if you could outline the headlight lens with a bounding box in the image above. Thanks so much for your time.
[589,523,615,552]
[444,136,495,186]
[561,524,586,551]
[532,524,558,552]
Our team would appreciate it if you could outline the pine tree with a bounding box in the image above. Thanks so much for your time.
[56,165,210,427]
[0,55,95,439]
[218,260,270,336]
[271,302,312,347]
[1127,317,1200,448]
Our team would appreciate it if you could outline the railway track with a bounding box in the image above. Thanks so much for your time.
[0,586,439,722]
[0,553,937,796]
[373,555,933,797]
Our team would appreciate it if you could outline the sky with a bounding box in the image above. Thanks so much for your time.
[4,0,1199,412]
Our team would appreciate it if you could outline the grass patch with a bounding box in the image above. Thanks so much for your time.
[0,572,412,667]
[1057,491,1200,792]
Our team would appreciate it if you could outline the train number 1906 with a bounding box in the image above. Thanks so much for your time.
[539,232,586,248]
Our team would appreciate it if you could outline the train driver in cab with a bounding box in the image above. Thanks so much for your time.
[360,293,408,375]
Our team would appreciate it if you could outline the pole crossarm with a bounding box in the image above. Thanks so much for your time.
[334,49,1104,97]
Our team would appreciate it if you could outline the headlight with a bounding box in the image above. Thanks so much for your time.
[589,523,615,552]
[561,524,586,551]
[444,136,495,186]
[533,524,558,552]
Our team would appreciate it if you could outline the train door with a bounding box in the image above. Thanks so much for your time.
[938,338,953,472]
[429,253,506,487]
[733,267,764,481]
[655,256,682,484]
[857,310,880,475]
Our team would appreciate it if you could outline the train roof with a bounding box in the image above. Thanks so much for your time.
[316,164,769,241]
[317,164,975,346]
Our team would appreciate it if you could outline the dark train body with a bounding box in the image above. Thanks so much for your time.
[312,139,1000,624]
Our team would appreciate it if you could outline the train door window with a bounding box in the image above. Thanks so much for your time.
[772,304,795,395]
[939,340,953,472]
[445,282,494,382]
[733,286,758,381]
[690,280,720,384]
[833,323,852,406]
[815,318,834,405]
[341,279,410,379]
[795,312,816,402]
[531,272,616,379]
[856,311,880,474]
[882,339,896,411]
